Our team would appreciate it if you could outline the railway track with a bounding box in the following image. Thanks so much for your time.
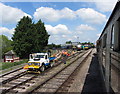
[0,68,26,84]
[0,50,83,93]
[31,49,92,93]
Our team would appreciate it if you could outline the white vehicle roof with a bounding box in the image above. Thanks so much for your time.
[31,53,48,55]
[77,44,82,47]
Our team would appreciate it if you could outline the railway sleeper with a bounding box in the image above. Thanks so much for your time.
[4,84,16,87]
[1,76,36,94]
[44,82,62,86]
[8,90,18,93]
[1,72,26,84]
[17,86,25,89]
[42,84,60,89]
[23,83,30,87]
[55,76,69,79]
[9,81,22,84]
[27,81,36,84]
[36,87,57,92]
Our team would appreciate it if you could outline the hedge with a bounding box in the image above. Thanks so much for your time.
[0,59,28,70]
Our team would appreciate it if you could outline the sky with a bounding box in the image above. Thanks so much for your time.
[0,0,118,44]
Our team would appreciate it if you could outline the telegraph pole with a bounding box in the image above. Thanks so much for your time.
[77,37,79,44]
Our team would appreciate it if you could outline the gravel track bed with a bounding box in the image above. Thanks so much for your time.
[32,49,92,93]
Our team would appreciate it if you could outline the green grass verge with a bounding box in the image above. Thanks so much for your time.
[0,59,28,70]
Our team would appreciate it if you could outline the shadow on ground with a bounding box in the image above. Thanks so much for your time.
[81,53,114,94]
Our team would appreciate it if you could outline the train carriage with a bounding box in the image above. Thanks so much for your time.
[96,0,120,93]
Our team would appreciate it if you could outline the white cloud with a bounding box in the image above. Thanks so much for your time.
[62,35,67,38]
[97,33,101,37]
[45,24,97,44]
[34,7,76,22]
[45,24,80,44]
[0,27,15,35]
[95,0,117,12]
[45,24,71,35]
[67,38,73,41]
[0,3,32,24]
[34,7,107,25]
[73,35,78,39]
[76,8,107,24]
[60,7,76,19]
[86,38,91,41]
[76,24,96,32]
[34,7,60,22]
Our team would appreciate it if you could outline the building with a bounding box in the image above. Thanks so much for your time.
[4,50,19,62]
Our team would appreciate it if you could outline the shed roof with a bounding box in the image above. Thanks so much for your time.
[5,50,15,55]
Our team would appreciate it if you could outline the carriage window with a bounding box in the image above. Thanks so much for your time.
[111,25,114,49]
[112,20,120,51]
[103,34,107,48]
[99,39,102,48]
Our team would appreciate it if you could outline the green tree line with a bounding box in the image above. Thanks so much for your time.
[65,41,94,45]
[47,43,61,49]
[0,35,13,58]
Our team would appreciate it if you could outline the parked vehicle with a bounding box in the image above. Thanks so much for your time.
[24,53,56,73]
[84,44,89,50]
[76,44,82,51]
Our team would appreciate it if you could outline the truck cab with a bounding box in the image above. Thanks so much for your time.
[29,53,50,66]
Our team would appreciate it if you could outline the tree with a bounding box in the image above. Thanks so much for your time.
[47,43,56,49]
[66,41,72,44]
[12,16,49,59]
[47,43,61,49]
[0,35,13,58]
[12,16,33,58]
[33,20,49,52]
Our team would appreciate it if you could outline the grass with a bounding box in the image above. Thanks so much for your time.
[65,61,70,65]
[0,59,28,70]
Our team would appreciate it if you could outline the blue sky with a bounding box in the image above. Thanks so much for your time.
[0,0,117,44]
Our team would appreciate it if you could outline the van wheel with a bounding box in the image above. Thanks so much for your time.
[40,64,45,72]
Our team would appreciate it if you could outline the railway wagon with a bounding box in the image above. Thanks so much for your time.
[76,44,82,51]
[83,44,89,50]
[96,0,120,93]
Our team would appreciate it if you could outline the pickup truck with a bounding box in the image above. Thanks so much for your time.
[23,53,56,73]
